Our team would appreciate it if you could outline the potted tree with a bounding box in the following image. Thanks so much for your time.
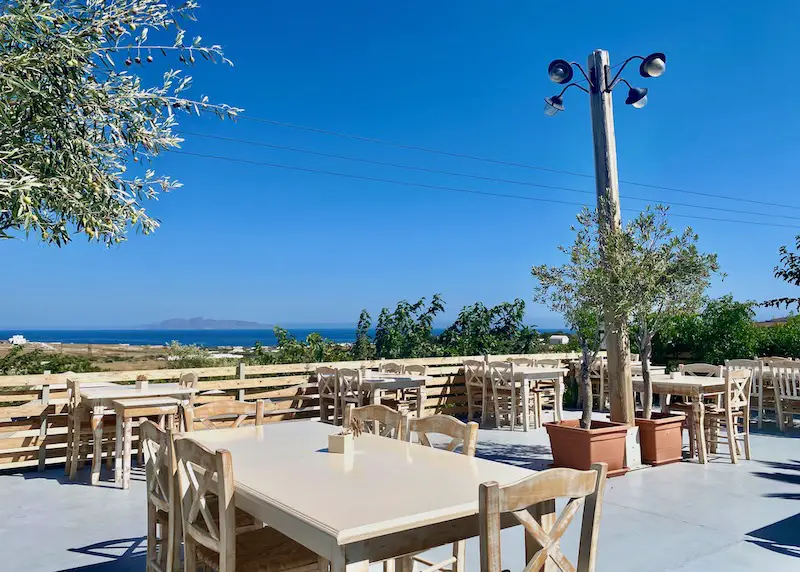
[532,209,630,477]
[608,206,720,465]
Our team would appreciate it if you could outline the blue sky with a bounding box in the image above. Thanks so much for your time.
[4,0,800,329]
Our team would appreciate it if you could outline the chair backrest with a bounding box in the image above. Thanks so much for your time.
[379,361,405,374]
[724,368,752,410]
[535,358,563,369]
[337,368,362,398]
[589,357,605,379]
[725,359,763,395]
[66,378,81,412]
[316,366,338,397]
[464,360,485,388]
[771,361,800,399]
[174,436,236,571]
[179,372,199,389]
[409,415,478,456]
[479,463,608,572]
[183,400,265,431]
[343,404,407,440]
[487,361,514,390]
[403,364,428,377]
[140,420,174,514]
[680,363,723,377]
[630,353,640,362]
[509,357,534,367]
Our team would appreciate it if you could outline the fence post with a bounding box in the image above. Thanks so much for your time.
[237,362,246,401]
[38,371,51,471]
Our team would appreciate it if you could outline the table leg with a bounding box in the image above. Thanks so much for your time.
[521,379,531,432]
[90,406,104,485]
[556,375,564,422]
[114,416,123,487]
[331,558,369,572]
[661,394,670,415]
[396,556,414,572]
[123,417,132,490]
[417,384,426,418]
[693,398,707,464]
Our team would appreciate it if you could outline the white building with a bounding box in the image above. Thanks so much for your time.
[8,334,28,345]
[548,334,570,346]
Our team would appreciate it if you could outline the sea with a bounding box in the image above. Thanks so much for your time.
[0,328,571,348]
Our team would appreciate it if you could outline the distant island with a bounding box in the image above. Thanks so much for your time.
[141,317,273,330]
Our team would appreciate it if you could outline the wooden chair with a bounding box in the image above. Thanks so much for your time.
[509,357,535,367]
[173,436,322,572]
[140,420,181,572]
[464,360,487,423]
[178,372,199,406]
[343,403,407,440]
[183,400,265,432]
[487,361,516,430]
[390,363,427,416]
[316,367,339,425]
[726,359,766,428]
[112,397,180,489]
[589,357,607,411]
[337,368,366,421]
[703,368,752,463]
[479,463,608,572]
[406,415,479,572]
[65,378,115,480]
[771,360,800,432]
[673,364,724,457]
[535,358,564,369]
[379,361,405,374]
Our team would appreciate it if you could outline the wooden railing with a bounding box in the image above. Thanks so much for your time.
[0,352,583,471]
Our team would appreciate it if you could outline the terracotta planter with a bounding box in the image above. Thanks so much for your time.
[635,412,685,466]
[544,419,629,478]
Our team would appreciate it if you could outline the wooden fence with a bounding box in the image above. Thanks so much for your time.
[0,352,583,472]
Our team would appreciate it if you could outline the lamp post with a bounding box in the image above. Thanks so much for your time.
[544,49,666,426]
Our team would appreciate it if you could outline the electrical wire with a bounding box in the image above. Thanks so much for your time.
[166,149,800,230]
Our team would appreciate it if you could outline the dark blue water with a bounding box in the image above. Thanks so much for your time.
[0,328,571,347]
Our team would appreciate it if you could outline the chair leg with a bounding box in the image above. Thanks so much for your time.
[69,415,81,480]
[453,539,466,572]
[727,412,738,464]
[64,415,73,476]
[146,502,158,570]
[743,410,751,460]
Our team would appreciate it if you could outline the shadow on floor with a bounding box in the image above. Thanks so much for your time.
[476,441,553,471]
[753,459,800,499]
[20,465,146,488]
[746,513,800,559]
[59,537,146,571]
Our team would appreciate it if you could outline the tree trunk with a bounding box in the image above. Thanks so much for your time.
[640,324,652,419]
[580,345,593,430]
[607,315,634,425]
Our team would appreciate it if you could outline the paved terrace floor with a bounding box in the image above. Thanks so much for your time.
[1,412,799,572]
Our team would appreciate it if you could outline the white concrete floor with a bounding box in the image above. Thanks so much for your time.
[1,413,799,571]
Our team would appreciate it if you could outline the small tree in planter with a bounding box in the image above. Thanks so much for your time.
[532,208,631,476]
[607,206,720,419]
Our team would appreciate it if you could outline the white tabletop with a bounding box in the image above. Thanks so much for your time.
[631,373,726,396]
[512,366,569,379]
[80,382,196,403]
[185,420,533,546]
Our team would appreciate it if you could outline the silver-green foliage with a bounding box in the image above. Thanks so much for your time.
[0,0,240,245]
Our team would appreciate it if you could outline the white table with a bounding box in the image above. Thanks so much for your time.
[361,372,428,418]
[80,383,196,484]
[185,421,542,572]
[511,367,569,431]
[632,373,725,464]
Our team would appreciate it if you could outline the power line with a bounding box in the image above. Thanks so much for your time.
[179,130,800,221]
[167,149,800,230]
[233,114,800,212]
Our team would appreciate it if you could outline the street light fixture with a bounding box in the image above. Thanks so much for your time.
[543,95,564,116]
[548,59,574,84]
[639,52,666,78]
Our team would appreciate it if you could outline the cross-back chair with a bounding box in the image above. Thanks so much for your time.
[703,368,752,463]
[183,400,265,432]
[316,366,339,425]
[343,403,407,440]
[487,361,516,430]
[464,360,487,424]
[509,357,535,367]
[589,357,607,411]
[337,367,366,418]
[771,360,800,432]
[479,463,608,572]
[173,436,322,572]
[379,361,405,374]
[178,372,199,406]
[65,377,115,480]
[140,420,180,572]
[670,363,724,457]
[726,359,767,428]
[406,415,479,572]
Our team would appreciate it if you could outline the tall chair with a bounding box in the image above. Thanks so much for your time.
[173,436,322,572]
[316,367,339,425]
[379,361,405,374]
[183,400,265,432]
[396,364,428,417]
[65,378,115,480]
[337,368,366,420]
[479,463,608,572]
[589,357,607,411]
[771,360,800,432]
[343,404,407,440]
[487,361,516,430]
[178,372,199,407]
[702,368,752,463]
[726,359,766,428]
[509,356,535,367]
[406,415,479,572]
[672,363,724,457]
[464,360,487,423]
[140,420,180,572]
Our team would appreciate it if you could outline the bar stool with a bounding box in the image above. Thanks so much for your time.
[112,397,180,489]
